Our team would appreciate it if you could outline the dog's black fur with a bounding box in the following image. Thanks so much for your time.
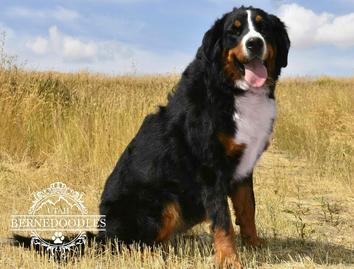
[98,5,290,249]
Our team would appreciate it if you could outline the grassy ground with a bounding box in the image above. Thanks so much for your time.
[0,68,353,268]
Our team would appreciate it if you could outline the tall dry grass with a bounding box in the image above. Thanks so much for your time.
[0,70,175,170]
[275,77,354,188]
[0,62,353,268]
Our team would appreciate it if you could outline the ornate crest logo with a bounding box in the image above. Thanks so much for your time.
[11,182,105,258]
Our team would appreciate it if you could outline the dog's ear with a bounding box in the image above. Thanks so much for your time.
[269,14,290,68]
[200,16,226,62]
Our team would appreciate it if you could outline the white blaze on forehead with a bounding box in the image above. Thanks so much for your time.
[242,9,267,60]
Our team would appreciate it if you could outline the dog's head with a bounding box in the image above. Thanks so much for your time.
[200,6,290,91]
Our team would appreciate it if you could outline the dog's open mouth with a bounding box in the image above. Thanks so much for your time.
[244,59,268,88]
[234,58,268,88]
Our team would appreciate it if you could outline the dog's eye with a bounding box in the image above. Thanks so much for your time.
[226,32,239,43]
[257,22,266,34]
[258,24,264,33]
[227,29,241,37]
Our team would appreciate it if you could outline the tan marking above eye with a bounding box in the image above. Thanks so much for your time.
[255,15,263,23]
[234,20,241,28]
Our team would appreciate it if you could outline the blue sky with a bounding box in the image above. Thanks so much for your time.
[1,0,354,76]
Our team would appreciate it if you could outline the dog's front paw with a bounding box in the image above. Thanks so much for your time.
[242,235,265,249]
[215,251,242,269]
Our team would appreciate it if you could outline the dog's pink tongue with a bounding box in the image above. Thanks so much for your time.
[244,59,268,88]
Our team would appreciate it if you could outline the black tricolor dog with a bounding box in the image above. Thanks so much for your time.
[99,6,290,268]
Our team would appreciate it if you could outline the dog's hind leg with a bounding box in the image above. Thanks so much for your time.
[155,202,183,242]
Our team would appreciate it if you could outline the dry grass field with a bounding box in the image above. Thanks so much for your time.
[0,65,353,268]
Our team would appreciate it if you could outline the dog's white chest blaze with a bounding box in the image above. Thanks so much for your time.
[233,90,276,180]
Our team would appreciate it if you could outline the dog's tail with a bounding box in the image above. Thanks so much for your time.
[11,234,33,247]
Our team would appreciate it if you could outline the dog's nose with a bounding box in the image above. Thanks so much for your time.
[246,37,264,55]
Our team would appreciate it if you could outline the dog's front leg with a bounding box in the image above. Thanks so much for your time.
[229,173,263,248]
[202,170,241,269]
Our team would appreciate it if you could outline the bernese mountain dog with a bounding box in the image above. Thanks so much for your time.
[99,6,290,268]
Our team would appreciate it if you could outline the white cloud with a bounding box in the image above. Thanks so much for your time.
[63,37,97,61]
[316,13,354,47]
[26,37,48,55]
[278,3,354,48]
[19,25,191,74]
[6,6,80,22]
[26,26,97,62]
